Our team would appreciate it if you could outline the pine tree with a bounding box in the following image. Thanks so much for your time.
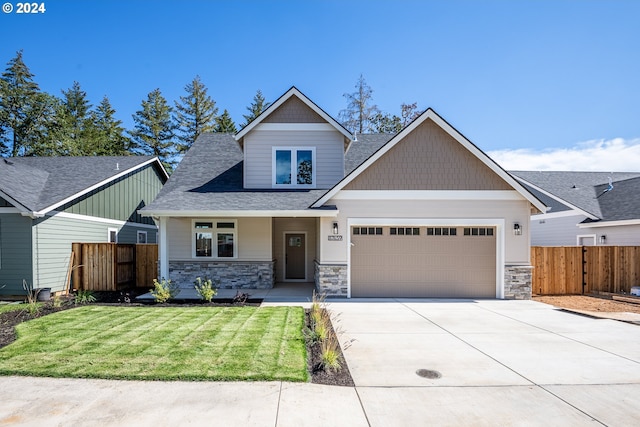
[55,81,98,155]
[241,89,270,127]
[92,96,130,155]
[214,109,237,133]
[338,74,380,134]
[174,76,217,152]
[0,50,50,156]
[130,89,178,172]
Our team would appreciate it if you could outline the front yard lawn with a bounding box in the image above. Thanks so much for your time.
[0,305,308,382]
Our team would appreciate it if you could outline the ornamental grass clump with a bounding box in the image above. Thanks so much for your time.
[193,277,218,303]
[306,291,343,372]
[150,278,179,303]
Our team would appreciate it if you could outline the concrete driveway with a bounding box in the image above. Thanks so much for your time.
[329,299,640,426]
[1,299,639,426]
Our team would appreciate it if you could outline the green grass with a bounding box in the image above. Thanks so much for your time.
[0,305,308,382]
[0,302,30,314]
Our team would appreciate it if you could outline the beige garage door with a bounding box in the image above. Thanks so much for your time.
[351,226,496,298]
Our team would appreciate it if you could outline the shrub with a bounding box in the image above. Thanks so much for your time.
[194,277,218,302]
[150,278,179,303]
[75,290,97,305]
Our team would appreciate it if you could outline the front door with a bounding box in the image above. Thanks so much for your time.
[285,233,306,280]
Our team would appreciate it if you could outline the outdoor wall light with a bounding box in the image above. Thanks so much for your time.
[600,235,606,244]
[332,222,339,234]
[513,223,522,236]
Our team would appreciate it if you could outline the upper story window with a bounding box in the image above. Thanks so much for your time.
[272,147,316,188]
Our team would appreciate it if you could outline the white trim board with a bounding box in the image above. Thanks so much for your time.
[331,190,524,201]
[49,211,159,229]
[140,209,339,218]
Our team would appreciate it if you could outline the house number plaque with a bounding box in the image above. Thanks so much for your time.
[328,235,343,241]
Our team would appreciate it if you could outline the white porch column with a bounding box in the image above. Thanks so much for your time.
[158,216,169,280]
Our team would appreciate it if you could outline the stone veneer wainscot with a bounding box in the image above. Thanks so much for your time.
[314,261,348,297]
[503,265,533,300]
[169,261,275,289]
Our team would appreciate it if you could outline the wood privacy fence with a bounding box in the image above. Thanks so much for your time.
[71,243,158,291]
[531,246,640,295]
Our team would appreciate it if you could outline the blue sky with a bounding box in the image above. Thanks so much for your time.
[2,0,639,170]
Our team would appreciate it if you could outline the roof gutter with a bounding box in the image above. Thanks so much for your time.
[139,209,339,218]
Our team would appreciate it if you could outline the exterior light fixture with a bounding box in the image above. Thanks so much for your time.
[332,222,339,235]
[513,223,522,236]
[599,235,606,244]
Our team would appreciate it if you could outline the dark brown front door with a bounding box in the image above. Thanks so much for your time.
[285,233,305,280]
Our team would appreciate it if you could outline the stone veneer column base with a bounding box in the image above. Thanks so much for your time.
[504,265,533,300]
[314,261,348,297]
[169,261,275,289]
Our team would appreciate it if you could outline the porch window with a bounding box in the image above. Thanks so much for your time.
[193,220,237,258]
[272,147,316,188]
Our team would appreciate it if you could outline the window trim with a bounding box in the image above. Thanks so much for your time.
[191,219,238,259]
[272,147,316,189]
[137,230,148,244]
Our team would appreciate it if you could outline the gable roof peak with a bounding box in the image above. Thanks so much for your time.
[234,86,353,145]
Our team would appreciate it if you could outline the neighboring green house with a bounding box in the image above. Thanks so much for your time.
[0,156,168,296]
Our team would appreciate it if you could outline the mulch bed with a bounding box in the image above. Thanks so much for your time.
[0,290,354,387]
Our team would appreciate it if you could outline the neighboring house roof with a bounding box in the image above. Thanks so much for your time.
[0,156,168,216]
[141,132,388,217]
[312,108,547,212]
[511,171,640,223]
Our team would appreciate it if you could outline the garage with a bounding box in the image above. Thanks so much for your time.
[350,225,497,298]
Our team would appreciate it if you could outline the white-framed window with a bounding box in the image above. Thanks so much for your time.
[108,227,118,243]
[192,220,237,258]
[272,147,316,188]
[137,230,148,244]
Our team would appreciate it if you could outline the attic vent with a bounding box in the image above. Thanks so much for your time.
[115,163,119,171]
[3,159,14,165]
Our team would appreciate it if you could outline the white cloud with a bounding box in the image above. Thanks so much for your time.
[488,138,640,171]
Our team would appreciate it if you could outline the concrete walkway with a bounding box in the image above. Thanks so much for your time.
[1,299,639,426]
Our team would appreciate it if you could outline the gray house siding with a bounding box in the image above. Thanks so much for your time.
[243,129,344,189]
[32,213,157,293]
[60,164,164,225]
[0,213,33,294]
[529,214,586,246]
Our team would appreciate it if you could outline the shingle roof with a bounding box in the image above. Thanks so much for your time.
[0,156,160,213]
[511,171,640,221]
[143,132,390,214]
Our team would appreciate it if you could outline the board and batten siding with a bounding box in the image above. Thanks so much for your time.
[0,213,33,294]
[60,164,164,225]
[32,213,156,293]
[243,129,344,189]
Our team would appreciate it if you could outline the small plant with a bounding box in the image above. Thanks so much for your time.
[21,280,40,317]
[194,277,218,303]
[150,278,179,303]
[52,293,64,308]
[320,333,342,372]
[233,291,250,304]
[75,290,96,305]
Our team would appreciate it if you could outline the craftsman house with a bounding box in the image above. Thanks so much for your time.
[142,87,545,299]
[0,156,168,296]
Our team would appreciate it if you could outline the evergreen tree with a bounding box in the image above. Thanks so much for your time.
[55,81,97,155]
[92,96,130,155]
[338,74,380,134]
[214,109,237,133]
[130,89,178,172]
[371,112,402,134]
[0,50,50,156]
[174,76,217,153]
[241,89,270,127]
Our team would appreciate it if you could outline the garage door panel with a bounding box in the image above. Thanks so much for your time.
[351,226,496,298]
